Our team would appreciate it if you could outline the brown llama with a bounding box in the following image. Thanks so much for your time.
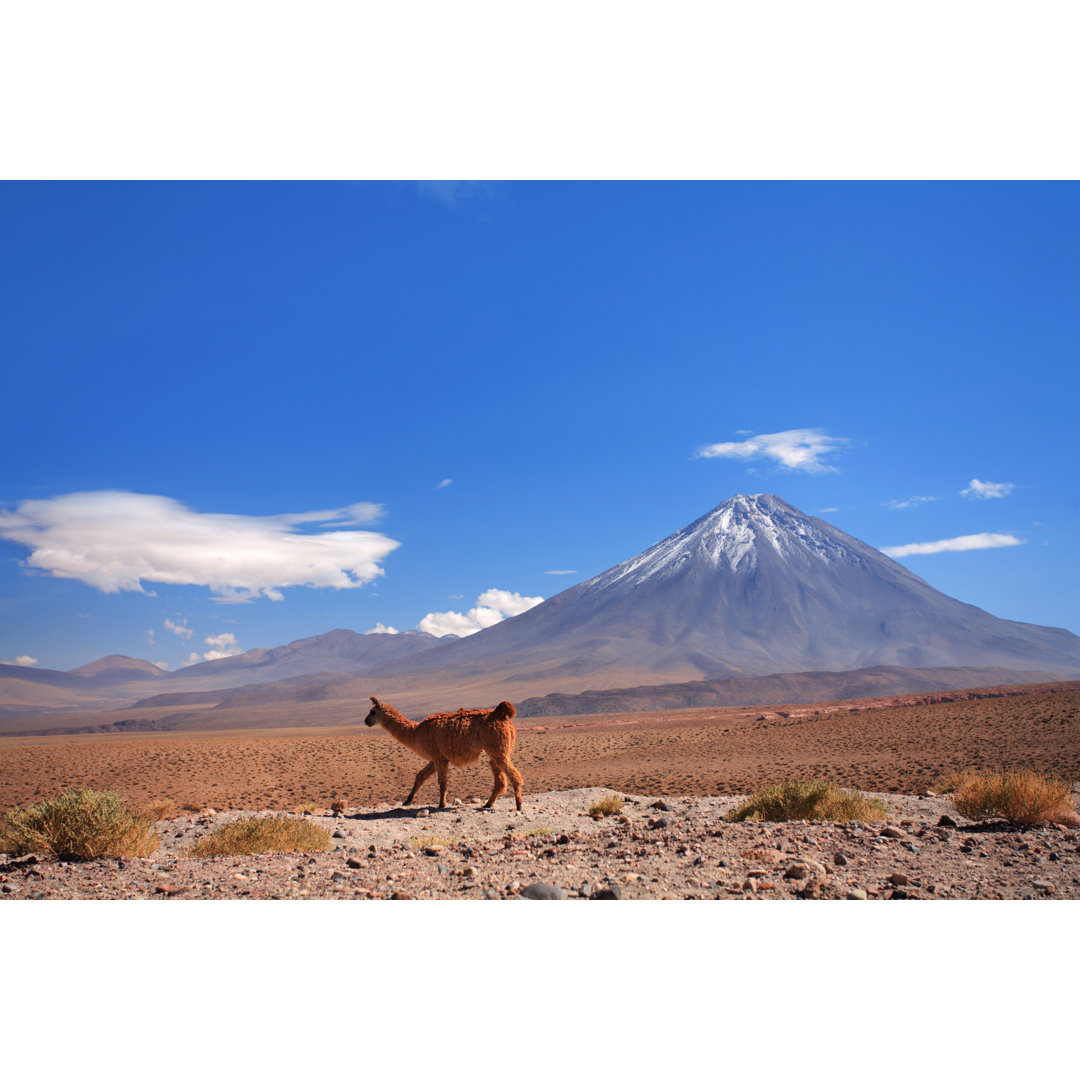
[362,697,524,810]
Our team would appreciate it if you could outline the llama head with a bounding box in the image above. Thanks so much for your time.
[363,697,383,726]
[491,701,517,721]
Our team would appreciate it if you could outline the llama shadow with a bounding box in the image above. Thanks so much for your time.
[350,805,484,822]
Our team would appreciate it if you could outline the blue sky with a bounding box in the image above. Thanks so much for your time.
[2,181,1078,671]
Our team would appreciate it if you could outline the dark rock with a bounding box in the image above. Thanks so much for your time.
[330,871,346,882]
[648,817,671,829]
[346,857,364,869]
[520,882,566,900]
[880,826,905,838]
[556,834,571,845]
[590,886,622,900]
[937,815,958,828]
[833,852,848,866]
[649,800,673,811]
[390,891,413,899]
[887,872,910,886]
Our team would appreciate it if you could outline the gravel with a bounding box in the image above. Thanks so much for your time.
[3,786,1079,900]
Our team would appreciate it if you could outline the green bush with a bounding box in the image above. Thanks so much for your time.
[2,788,160,859]
[188,815,332,856]
[725,780,888,823]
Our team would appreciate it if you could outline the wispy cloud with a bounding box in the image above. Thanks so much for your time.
[0,491,400,602]
[885,495,938,510]
[436,479,453,490]
[961,479,1015,500]
[415,181,494,207]
[2,655,38,667]
[816,507,839,514]
[882,533,1025,557]
[419,588,543,638]
[696,428,850,473]
[163,618,193,639]
[544,569,578,575]
[366,623,400,635]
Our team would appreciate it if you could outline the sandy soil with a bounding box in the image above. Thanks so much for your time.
[1,689,1077,812]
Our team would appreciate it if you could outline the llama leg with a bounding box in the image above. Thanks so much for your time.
[403,761,435,806]
[494,756,523,810]
[435,759,450,808]
[484,756,508,809]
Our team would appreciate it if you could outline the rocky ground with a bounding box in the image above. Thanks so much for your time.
[3,786,1080,900]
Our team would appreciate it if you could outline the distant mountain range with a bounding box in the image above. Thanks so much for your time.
[4,493,1079,730]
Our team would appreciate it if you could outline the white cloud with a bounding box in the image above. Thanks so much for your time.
[204,632,238,650]
[961,479,1015,500]
[545,569,578,575]
[366,623,400,635]
[696,428,850,473]
[816,507,839,514]
[152,660,170,672]
[3,655,39,667]
[0,491,400,602]
[164,618,193,639]
[885,495,937,510]
[436,479,453,489]
[881,533,1025,557]
[144,629,156,646]
[419,588,544,637]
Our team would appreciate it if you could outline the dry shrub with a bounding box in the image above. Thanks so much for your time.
[188,815,333,857]
[180,801,204,813]
[329,800,346,814]
[936,770,976,795]
[725,780,888,823]
[293,802,320,815]
[588,794,626,819]
[2,788,159,859]
[949,770,1077,825]
[134,798,177,824]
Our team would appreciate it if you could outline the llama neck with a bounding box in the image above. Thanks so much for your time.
[377,705,418,745]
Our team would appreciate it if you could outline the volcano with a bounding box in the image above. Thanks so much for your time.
[364,493,1080,696]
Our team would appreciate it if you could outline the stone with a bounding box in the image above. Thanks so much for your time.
[936,815,958,828]
[346,857,364,869]
[886,872,910,886]
[422,845,442,857]
[846,888,868,900]
[330,871,346,882]
[797,880,823,899]
[880,826,906,838]
[520,882,566,900]
[783,858,827,881]
[414,809,430,818]
[390,891,412,900]
[332,830,345,839]
[591,886,622,899]
[557,834,571,844]
[649,800,673,811]
[833,852,848,866]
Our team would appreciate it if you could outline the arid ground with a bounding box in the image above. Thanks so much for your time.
[2,687,1077,813]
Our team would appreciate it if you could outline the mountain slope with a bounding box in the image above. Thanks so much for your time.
[359,493,1080,697]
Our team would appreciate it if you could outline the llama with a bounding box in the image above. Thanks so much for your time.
[362,697,524,810]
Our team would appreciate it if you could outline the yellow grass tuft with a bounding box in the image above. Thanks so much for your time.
[293,802,321,815]
[588,794,626,819]
[409,832,456,849]
[725,780,889,823]
[949,769,1077,825]
[134,798,178,824]
[1,788,160,859]
[187,815,333,857]
[523,826,553,837]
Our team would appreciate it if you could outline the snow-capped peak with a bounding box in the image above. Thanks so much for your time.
[586,494,855,593]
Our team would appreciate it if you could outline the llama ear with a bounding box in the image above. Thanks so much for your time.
[370,696,380,705]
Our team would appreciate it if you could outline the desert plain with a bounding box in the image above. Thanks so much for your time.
[2,683,1079,900]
